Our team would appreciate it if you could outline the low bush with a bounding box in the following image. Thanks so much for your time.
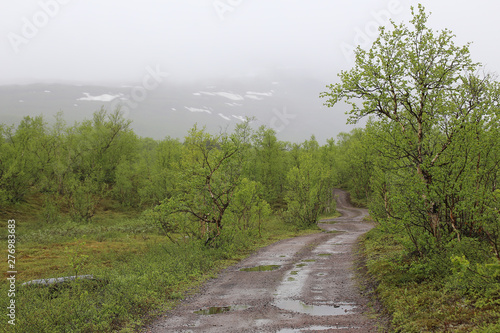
[361,227,500,332]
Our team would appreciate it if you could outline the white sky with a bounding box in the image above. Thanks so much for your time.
[1,0,500,84]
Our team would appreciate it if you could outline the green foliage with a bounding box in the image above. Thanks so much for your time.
[66,175,106,223]
[282,138,334,228]
[0,108,135,221]
[321,6,500,331]
[0,116,50,204]
[112,137,182,207]
[251,126,288,206]
[145,123,262,246]
[39,194,62,224]
[448,253,500,309]
[362,227,500,332]
[334,127,375,204]
[66,240,90,277]
[228,178,271,235]
[322,4,500,256]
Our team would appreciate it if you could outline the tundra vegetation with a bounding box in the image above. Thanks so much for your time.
[0,110,336,332]
[0,5,498,332]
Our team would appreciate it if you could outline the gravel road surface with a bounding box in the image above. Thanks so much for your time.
[145,189,378,333]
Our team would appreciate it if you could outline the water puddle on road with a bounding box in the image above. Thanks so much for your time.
[194,305,251,315]
[240,265,281,272]
[276,325,360,332]
[273,299,356,316]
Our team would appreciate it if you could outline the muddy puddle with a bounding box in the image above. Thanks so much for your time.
[240,265,281,272]
[273,299,356,316]
[194,305,251,315]
[276,325,360,332]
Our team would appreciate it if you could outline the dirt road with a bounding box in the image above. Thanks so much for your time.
[146,189,378,332]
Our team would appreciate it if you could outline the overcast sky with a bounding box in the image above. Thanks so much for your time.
[1,0,500,85]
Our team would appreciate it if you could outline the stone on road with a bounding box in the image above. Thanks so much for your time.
[146,189,377,332]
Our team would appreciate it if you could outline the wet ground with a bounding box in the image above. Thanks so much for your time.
[145,189,378,332]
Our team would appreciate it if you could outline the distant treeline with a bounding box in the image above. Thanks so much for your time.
[0,109,341,244]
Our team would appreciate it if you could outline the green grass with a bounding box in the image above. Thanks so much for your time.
[360,227,500,332]
[0,199,319,333]
[240,265,281,272]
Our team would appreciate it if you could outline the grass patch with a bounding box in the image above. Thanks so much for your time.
[0,200,317,332]
[240,265,281,272]
[360,227,500,332]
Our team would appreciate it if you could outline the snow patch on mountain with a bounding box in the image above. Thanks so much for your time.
[77,93,123,102]
[185,106,212,114]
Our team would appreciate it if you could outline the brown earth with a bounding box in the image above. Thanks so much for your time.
[144,189,380,333]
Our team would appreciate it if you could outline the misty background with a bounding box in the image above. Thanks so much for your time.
[1,0,500,143]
